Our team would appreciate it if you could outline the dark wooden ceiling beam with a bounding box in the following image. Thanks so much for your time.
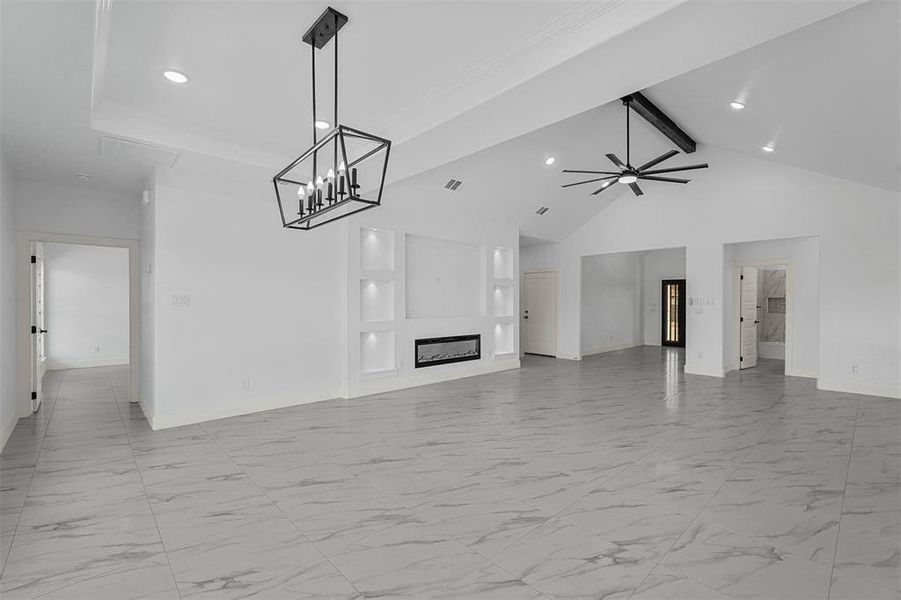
[621,91,696,154]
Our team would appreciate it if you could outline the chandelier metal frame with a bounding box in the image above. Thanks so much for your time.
[272,7,391,231]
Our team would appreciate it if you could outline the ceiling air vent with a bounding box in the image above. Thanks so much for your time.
[444,178,463,191]
[99,135,181,168]
[536,207,549,215]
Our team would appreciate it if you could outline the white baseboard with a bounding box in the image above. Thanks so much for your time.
[817,379,901,400]
[582,343,640,357]
[786,368,817,379]
[148,392,340,430]
[47,357,129,370]
[556,352,581,361]
[684,365,725,378]
[348,359,520,398]
[147,361,522,431]
[0,414,18,452]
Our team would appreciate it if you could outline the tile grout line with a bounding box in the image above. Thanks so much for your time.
[198,420,366,599]
[825,393,862,600]
[107,366,184,600]
[245,413,552,600]
[0,369,63,579]
[622,394,801,600]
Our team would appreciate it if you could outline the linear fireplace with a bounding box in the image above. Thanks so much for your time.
[414,334,481,368]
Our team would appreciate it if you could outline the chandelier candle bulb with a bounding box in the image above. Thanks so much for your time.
[338,174,346,196]
[327,182,334,203]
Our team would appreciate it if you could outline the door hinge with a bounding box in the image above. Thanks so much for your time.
[31,391,37,400]
[30,255,36,264]
[740,356,744,362]
[31,325,36,334]
[740,274,744,280]
[740,317,744,322]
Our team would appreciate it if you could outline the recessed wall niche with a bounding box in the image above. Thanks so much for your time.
[493,246,514,280]
[361,330,395,373]
[360,227,394,272]
[493,285,514,317]
[361,279,394,322]
[494,322,514,355]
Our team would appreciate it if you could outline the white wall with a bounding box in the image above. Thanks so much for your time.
[147,168,346,428]
[43,243,129,370]
[0,153,18,449]
[346,173,520,399]
[580,252,642,355]
[725,238,818,377]
[521,147,900,397]
[15,179,140,240]
[641,247,686,346]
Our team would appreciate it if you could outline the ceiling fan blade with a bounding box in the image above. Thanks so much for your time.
[636,149,679,172]
[591,180,617,195]
[561,176,617,188]
[638,175,689,184]
[606,153,626,169]
[562,170,620,175]
[629,182,644,196]
[641,163,709,175]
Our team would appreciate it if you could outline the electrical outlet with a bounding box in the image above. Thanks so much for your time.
[243,377,252,390]
[171,294,191,307]
[697,352,704,359]
[94,346,101,354]
[850,364,859,374]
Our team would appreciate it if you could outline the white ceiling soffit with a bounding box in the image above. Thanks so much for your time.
[89,0,686,168]
[645,0,900,192]
[87,0,866,184]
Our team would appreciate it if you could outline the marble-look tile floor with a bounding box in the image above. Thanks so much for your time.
[1,348,899,599]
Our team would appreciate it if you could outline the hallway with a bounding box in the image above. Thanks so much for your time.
[0,352,899,599]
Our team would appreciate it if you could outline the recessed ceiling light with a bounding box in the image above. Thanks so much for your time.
[315,120,331,130]
[544,156,556,166]
[618,174,638,184]
[761,145,775,153]
[163,70,188,84]
[75,173,91,182]
[730,101,745,110]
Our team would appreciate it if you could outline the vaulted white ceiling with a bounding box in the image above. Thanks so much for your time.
[2,0,890,239]
[645,0,900,192]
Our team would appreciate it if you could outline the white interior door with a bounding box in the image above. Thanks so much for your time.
[740,266,759,369]
[30,242,46,412]
[523,271,557,356]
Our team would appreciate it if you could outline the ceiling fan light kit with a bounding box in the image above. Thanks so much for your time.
[562,95,708,197]
[272,7,391,231]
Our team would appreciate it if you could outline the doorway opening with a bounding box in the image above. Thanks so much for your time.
[17,232,139,418]
[30,242,131,413]
[738,265,786,371]
[661,279,686,347]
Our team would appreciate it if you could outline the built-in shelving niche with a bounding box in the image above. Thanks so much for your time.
[494,322,514,356]
[492,246,514,280]
[493,284,514,318]
[361,279,395,323]
[360,227,395,273]
[361,330,396,374]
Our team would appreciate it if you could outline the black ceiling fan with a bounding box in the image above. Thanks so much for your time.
[561,98,708,197]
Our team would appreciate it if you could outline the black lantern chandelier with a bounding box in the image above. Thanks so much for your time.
[273,7,391,230]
